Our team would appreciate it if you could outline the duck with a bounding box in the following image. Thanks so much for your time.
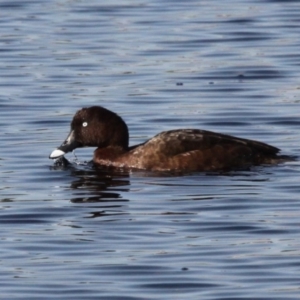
[49,106,285,172]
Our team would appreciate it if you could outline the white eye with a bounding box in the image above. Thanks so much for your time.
[82,122,88,127]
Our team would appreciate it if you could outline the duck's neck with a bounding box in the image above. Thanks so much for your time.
[94,145,127,162]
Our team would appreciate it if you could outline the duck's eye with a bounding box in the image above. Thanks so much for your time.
[82,122,88,127]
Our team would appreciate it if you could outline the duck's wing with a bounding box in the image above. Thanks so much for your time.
[126,129,280,171]
[141,129,279,156]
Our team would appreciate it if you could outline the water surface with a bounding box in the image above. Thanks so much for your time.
[1,0,300,299]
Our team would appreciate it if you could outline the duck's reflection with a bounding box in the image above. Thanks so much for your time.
[50,157,131,215]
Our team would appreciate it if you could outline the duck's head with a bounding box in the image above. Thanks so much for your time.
[49,106,129,159]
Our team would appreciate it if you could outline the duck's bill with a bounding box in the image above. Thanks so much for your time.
[49,149,66,159]
[49,130,81,159]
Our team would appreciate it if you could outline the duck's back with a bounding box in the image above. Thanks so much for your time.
[125,129,280,171]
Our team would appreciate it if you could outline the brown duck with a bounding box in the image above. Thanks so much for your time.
[50,106,287,172]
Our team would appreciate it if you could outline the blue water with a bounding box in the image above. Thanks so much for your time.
[1,0,300,299]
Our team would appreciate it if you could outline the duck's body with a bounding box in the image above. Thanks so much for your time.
[50,106,283,172]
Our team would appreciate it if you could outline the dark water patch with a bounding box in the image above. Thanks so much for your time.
[0,214,51,224]
[91,264,168,275]
[71,4,145,15]
[0,1,39,9]
[139,281,219,290]
[226,18,256,24]
[185,69,285,81]
[70,194,127,203]
[85,210,128,219]
[267,118,300,126]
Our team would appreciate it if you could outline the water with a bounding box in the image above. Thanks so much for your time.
[1,0,300,299]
